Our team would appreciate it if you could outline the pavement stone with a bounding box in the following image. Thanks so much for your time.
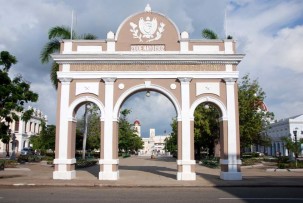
[1,156,303,187]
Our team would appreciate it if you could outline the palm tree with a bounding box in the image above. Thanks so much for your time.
[41,26,97,159]
[201,28,219,39]
[40,26,97,89]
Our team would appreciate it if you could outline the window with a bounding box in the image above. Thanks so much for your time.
[14,121,19,133]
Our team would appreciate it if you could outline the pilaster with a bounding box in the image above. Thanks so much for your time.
[220,78,242,180]
[177,77,196,180]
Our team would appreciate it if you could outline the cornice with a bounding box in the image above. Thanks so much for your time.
[51,53,245,65]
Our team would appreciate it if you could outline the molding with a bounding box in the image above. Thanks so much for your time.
[178,77,192,83]
[53,158,77,164]
[177,160,196,165]
[51,53,245,65]
[57,71,239,80]
[99,159,119,165]
[102,77,117,83]
[53,170,76,180]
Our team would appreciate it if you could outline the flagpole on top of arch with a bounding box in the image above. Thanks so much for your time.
[71,10,74,40]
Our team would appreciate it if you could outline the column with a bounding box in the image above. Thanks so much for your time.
[177,77,196,180]
[53,78,76,180]
[99,77,119,180]
[220,78,242,180]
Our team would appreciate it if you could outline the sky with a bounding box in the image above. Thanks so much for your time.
[1,0,303,137]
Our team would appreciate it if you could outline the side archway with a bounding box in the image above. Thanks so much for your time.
[68,96,105,120]
[190,96,227,120]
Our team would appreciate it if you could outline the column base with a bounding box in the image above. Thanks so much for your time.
[220,171,242,180]
[53,170,76,180]
[177,172,196,181]
[99,171,119,180]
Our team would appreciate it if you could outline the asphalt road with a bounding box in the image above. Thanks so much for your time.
[0,186,303,203]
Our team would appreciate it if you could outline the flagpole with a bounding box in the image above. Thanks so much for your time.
[71,10,74,40]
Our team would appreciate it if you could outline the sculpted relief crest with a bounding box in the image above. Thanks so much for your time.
[130,16,165,42]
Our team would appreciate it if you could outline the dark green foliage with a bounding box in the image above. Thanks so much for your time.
[164,118,178,155]
[41,26,97,89]
[281,136,303,158]
[0,159,18,168]
[76,103,101,152]
[75,159,97,168]
[118,109,144,154]
[194,103,220,158]
[0,51,38,149]
[30,124,56,152]
[18,155,42,163]
[202,28,219,39]
[238,74,274,149]
[200,157,220,168]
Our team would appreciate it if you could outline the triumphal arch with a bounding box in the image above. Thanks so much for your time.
[52,5,244,181]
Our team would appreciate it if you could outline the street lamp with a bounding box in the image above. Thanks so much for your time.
[293,128,298,159]
[10,133,16,160]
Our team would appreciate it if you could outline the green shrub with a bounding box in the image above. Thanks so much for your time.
[122,153,130,158]
[200,157,220,168]
[277,163,286,169]
[76,159,97,168]
[0,159,18,168]
[288,161,303,169]
[18,155,42,163]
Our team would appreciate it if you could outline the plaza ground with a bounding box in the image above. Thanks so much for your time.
[1,156,303,187]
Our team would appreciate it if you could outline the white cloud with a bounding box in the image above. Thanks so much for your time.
[1,0,303,128]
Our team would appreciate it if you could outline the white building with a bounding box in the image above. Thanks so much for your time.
[262,114,303,157]
[133,120,170,156]
[0,106,47,155]
[252,114,303,158]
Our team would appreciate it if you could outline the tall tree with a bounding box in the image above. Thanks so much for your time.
[40,26,97,89]
[76,103,101,158]
[41,26,97,159]
[238,74,274,150]
[194,103,220,158]
[0,51,38,156]
[118,109,143,154]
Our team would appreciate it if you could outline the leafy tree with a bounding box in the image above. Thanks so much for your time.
[0,51,38,156]
[238,74,274,150]
[164,118,178,156]
[194,103,220,158]
[118,109,143,154]
[76,103,101,158]
[30,123,55,154]
[202,28,219,39]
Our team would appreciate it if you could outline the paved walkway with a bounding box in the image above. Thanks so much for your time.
[1,156,303,187]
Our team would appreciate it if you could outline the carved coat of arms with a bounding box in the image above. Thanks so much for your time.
[130,17,165,42]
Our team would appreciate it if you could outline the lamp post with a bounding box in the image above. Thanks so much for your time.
[293,128,298,168]
[293,128,298,159]
[10,133,16,160]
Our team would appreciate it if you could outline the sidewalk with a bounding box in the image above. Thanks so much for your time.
[1,156,303,187]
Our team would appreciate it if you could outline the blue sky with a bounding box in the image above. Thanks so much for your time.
[1,0,303,137]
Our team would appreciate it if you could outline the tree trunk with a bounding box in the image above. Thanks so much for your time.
[82,104,89,159]
[5,143,9,157]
